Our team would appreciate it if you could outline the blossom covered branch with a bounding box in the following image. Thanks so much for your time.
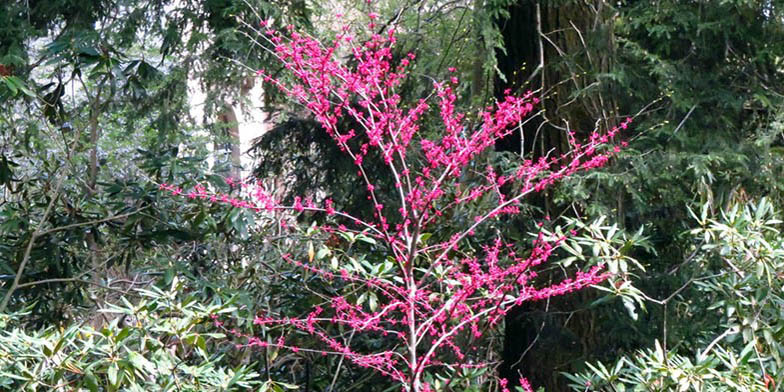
[162,13,630,392]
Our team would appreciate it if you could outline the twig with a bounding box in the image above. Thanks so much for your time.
[668,105,697,140]
[17,278,136,296]
[39,207,147,236]
[328,329,356,391]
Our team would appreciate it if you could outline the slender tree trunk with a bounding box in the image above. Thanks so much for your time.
[408,273,420,392]
[87,94,102,270]
[85,77,112,325]
[470,0,487,104]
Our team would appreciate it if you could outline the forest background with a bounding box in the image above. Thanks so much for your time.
[1,0,783,391]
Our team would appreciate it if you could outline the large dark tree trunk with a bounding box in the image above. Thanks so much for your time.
[493,0,539,157]
[494,3,555,388]
[494,1,618,390]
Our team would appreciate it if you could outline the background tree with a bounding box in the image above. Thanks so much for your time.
[0,0,309,322]
[489,0,784,389]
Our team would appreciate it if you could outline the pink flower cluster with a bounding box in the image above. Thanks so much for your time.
[163,13,630,392]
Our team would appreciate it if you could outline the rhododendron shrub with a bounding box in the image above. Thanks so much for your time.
[161,14,630,392]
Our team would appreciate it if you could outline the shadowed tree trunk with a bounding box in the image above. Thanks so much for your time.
[215,76,257,180]
[494,1,620,389]
[217,104,242,180]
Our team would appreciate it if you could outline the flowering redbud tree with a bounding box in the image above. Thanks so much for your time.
[161,13,629,392]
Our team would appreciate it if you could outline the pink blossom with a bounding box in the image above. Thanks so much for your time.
[161,14,630,392]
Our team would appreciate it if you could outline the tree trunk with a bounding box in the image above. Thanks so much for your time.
[495,1,620,389]
[217,104,242,180]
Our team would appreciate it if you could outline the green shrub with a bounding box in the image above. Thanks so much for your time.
[0,279,269,391]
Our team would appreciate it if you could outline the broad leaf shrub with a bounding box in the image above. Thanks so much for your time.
[0,280,264,391]
[544,216,653,322]
[565,198,784,391]
[161,12,631,392]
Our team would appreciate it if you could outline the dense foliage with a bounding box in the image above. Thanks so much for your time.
[1,0,783,391]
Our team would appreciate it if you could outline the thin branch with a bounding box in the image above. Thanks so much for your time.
[668,104,697,140]
[38,207,148,236]
[16,277,140,296]
[329,329,356,391]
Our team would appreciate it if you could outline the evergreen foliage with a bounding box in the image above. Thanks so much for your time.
[0,0,783,390]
